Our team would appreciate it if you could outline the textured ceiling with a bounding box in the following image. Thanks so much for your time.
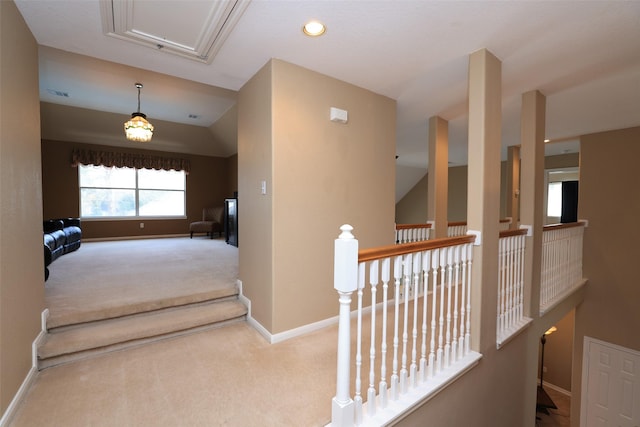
[14,0,640,200]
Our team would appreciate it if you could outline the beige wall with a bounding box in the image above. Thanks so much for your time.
[395,173,429,224]
[541,309,574,392]
[41,139,234,239]
[0,1,45,413]
[238,61,274,330]
[395,166,469,224]
[227,153,238,197]
[571,126,640,425]
[396,154,580,224]
[239,59,396,334]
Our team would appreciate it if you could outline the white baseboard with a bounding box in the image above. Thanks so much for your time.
[238,281,396,344]
[0,309,48,427]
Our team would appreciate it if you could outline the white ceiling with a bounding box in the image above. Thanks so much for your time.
[14,0,640,200]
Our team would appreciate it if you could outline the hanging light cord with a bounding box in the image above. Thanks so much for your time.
[136,83,143,113]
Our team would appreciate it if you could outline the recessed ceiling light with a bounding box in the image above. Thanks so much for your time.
[303,20,326,37]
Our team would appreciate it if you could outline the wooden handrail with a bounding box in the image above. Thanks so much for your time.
[447,221,467,227]
[359,235,476,262]
[395,219,511,229]
[395,223,432,230]
[543,221,587,232]
[499,228,528,238]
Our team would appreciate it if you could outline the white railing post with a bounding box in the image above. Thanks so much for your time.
[332,225,358,427]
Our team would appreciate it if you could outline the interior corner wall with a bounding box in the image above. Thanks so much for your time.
[0,0,45,414]
[238,61,274,331]
[395,173,429,223]
[395,165,469,224]
[571,126,640,424]
[238,59,396,334]
[270,60,396,332]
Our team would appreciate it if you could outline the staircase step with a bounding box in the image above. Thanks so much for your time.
[46,287,240,329]
[38,299,247,370]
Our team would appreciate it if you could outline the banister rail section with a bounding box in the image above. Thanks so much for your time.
[333,220,586,424]
[332,225,482,426]
[395,219,512,242]
[539,221,586,314]
[395,223,432,244]
[497,228,532,348]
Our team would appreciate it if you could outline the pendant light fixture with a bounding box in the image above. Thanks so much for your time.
[124,83,154,142]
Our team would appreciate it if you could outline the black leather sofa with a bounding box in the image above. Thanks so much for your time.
[44,218,82,281]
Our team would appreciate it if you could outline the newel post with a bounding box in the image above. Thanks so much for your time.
[331,224,358,427]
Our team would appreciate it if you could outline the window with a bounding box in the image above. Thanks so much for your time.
[79,164,185,218]
[547,182,562,217]
[544,167,579,224]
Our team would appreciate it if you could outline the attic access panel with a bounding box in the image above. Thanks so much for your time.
[100,0,250,63]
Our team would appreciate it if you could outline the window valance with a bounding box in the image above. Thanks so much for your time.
[71,148,191,175]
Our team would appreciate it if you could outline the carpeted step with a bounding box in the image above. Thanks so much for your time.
[46,287,239,329]
[38,299,247,370]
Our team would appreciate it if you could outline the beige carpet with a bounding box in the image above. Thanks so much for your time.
[11,236,337,426]
[45,237,239,328]
[10,322,337,427]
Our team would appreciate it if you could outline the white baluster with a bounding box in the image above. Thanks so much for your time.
[465,243,473,355]
[410,252,421,387]
[444,247,453,368]
[428,249,439,378]
[517,235,525,323]
[506,236,514,331]
[379,258,390,409]
[332,225,358,427]
[498,236,505,340]
[420,250,431,382]
[437,248,446,372]
[400,253,412,394]
[367,261,378,416]
[390,256,402,401]
[354,262,365,425]
[459,245,467,359]
[451,245,460,363]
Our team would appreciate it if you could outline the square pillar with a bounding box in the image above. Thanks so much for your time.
[467,48,502,353]
[427,116,449,238]
[507,145,521,229]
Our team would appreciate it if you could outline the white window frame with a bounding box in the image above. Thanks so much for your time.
[78,164,187,220]
[543,167,579,225]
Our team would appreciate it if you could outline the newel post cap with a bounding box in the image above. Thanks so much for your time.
[334,224,358,292]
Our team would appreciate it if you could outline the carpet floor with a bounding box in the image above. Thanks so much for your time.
[44,237,239,328]
[11,236,337,426]
[10,322,337,426]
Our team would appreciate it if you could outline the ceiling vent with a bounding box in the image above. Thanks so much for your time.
[100,0,250,64]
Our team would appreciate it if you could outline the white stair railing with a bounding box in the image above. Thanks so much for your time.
[395,223,432,243]
[540,221,586,314]
[447,219,512,237]
[447,222,467,237]
[496,228,532,348]
[331,225,481,427]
